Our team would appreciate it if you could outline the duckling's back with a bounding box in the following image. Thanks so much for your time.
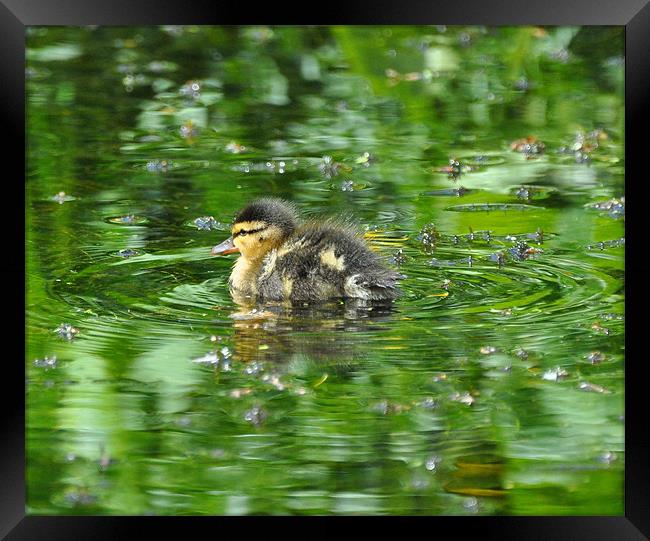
[257,222,403,301]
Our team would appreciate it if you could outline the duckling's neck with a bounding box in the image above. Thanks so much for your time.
[229,255,264,296]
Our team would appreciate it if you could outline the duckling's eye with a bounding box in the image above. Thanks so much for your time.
[233,226,266,238]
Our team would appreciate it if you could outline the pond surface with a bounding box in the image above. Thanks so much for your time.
[26,26,624,515]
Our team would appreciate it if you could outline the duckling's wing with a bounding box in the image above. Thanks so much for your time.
[344,271,404,301]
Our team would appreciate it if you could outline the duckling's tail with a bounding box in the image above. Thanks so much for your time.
[344,272,404,301]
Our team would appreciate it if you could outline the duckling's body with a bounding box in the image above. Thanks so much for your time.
[212,199,403,302]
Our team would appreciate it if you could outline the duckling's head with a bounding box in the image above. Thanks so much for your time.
[212,198,299,261]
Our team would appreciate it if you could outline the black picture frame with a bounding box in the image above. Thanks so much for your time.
[5,1,648,538]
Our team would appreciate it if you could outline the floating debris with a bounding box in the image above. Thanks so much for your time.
[419,397,439,409]
[418,223,440,253]
[600,313,623,321]
[107,214,146,225]
[244,361,265,375]
[146,159,171,172]
[210,448,226,459]
[587,351,606,364]
[432,373,448,382]
[510,136,545,159]
[385,68,424,85]
[542,367,568,381]
[513,77,531,90]
[55,323,79,340]
[430,256,475,268]
[230,388,253,398]
[191,346,231,370]
[445,203,539,212]
[425,186,471,197]
[578,382,611,394]
[116,249,140,258]
[146,60,177,73]
[179,80,201,100]
[63,489,97,507]
[391,249,407,265]
[508,241,543,261]
[179,120,199,139]
[340,179,354,192]
[225,141,247,154]
[598,451,617,465]
[191,351,219,365]
[176,415,192,427]
[587,198,624,219]
[590,322,611,335]
[244,405,267,426]
[488,251,506,267]
[192,216,222,231]
[451,392,475,406]
[529,228,545,244]
[371,400,410,415]
[586,238,625,251]
[410,477,430,490]
[513,348,529,360]
[514,186,546,201]
[98,445,114,472]
[463,497,480,513]
[51,191,76,204]
[121,72,148,92]
[33,355,57,369]
[441,279,453,290]
[319,155,348,178]
[355,152,376,167]
[479,346,497,355]
[436,158,466,181]
[262,374,286,391]
[425,455,442,471]
[233,160,296,174]
[559,129,607,163]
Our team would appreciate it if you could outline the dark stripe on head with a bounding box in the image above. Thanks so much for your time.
[234,198,299,235]
[233,226,266,238]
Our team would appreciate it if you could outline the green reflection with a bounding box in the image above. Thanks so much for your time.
[26,25,624,516]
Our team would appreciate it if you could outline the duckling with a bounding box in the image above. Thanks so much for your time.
[211,198,404,302]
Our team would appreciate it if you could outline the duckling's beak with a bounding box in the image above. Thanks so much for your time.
[211,237,240,256]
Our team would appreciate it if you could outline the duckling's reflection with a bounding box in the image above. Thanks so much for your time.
[229,298,398,364]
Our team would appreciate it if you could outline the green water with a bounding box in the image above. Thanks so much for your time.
[26,26,625,515]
